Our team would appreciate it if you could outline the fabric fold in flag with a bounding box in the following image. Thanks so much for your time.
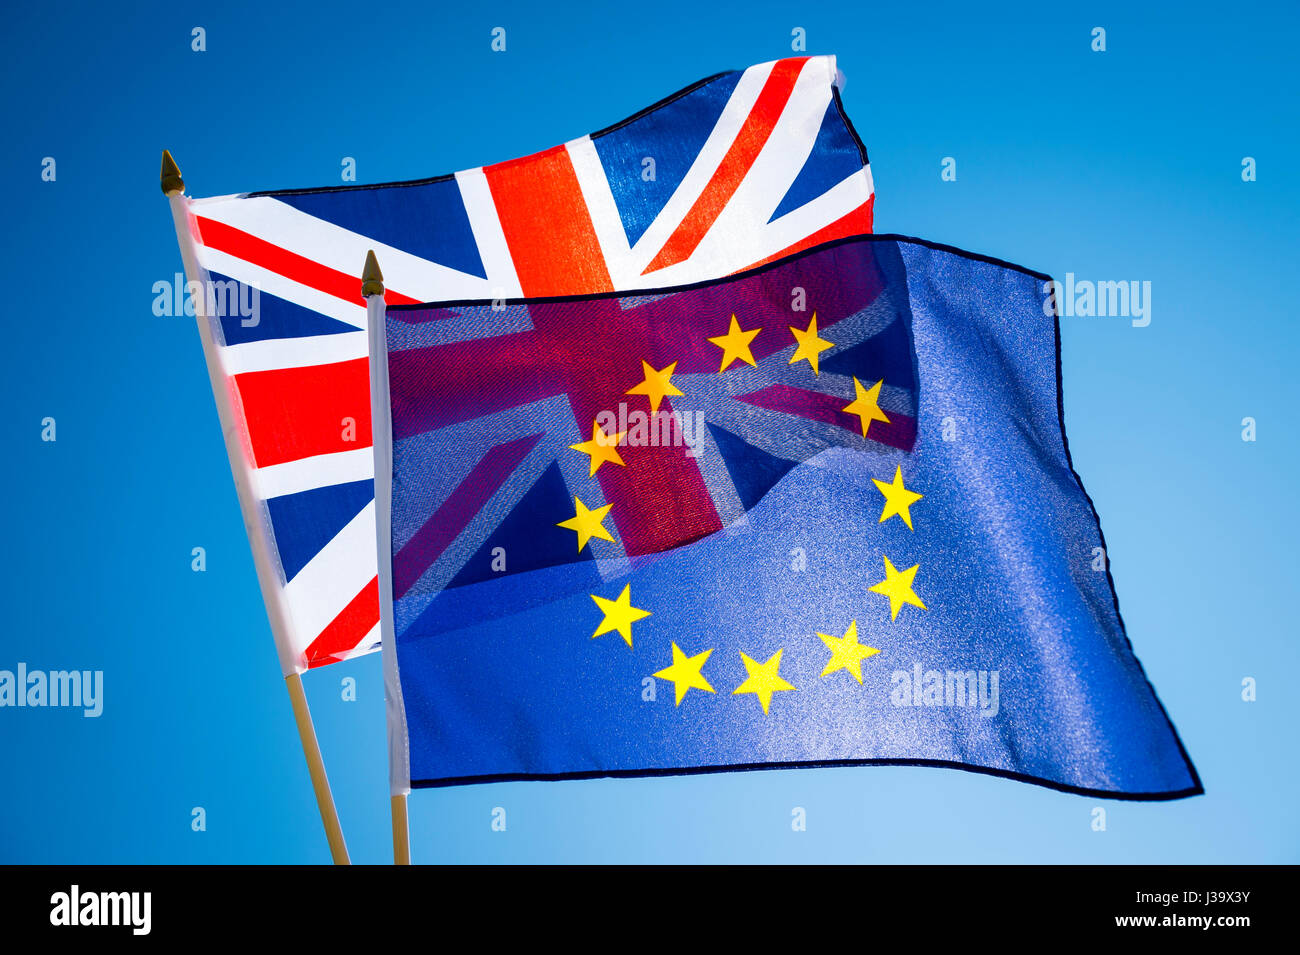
[372,234,1200,800]
[176,54,872,671]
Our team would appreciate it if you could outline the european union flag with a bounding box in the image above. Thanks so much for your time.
[372,235,1200,800]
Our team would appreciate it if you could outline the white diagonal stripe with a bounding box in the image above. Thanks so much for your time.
[255,447,374,501]
[282,500,377,659]
[193,195,495,302]
[624,60,774,274]
[706,167,874,274]
[455,168,524,299]
[197,246,368,329]
[701,55,835,239]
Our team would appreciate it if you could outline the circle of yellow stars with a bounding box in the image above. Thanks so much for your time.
[553,308,927,715]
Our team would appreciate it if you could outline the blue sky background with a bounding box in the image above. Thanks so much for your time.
[1,0,1295,863]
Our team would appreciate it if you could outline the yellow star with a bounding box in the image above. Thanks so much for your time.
[569,422,626,476]
[732,648,796,714]
[869,555,926,621]
[653,641,715,704]
[590,583,651,648]
[818,620,879,684]
[625,360,684,412]
[843,377,891,438]
[557,496,615,552]
[708,314,762,372]
[873,465,923,530]
[788,313,834,375]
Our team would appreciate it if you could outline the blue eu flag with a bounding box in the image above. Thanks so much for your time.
[373,235,1200,800]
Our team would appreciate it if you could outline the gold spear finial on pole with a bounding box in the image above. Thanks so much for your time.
[362,249,385,298]
[160,149,184,196]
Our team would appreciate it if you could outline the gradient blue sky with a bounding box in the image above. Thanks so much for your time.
[1,0,1296,863]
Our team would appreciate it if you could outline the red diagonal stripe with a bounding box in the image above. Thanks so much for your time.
[737,382,917,452]
[387,330,564,439]
[643,57,809,275]
[303,576,379,669]
[194,216,420,307]
[392,433,545,599]
[232,358,372,468]
[485,146,613,297]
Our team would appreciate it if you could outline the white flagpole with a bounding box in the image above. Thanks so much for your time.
[362,251,412,865]
[161,151,351,865]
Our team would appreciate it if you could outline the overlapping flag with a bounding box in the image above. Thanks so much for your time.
[370,235,1199,798]
[176,54,871,671]
[168,52,1199,810]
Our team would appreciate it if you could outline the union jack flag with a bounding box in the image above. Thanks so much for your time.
[176,54,874,670]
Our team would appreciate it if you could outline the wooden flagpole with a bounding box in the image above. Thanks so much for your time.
[161,150,351,865]
[362,251,412,866]
[286,672,351,863]
[391,794,411,865]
